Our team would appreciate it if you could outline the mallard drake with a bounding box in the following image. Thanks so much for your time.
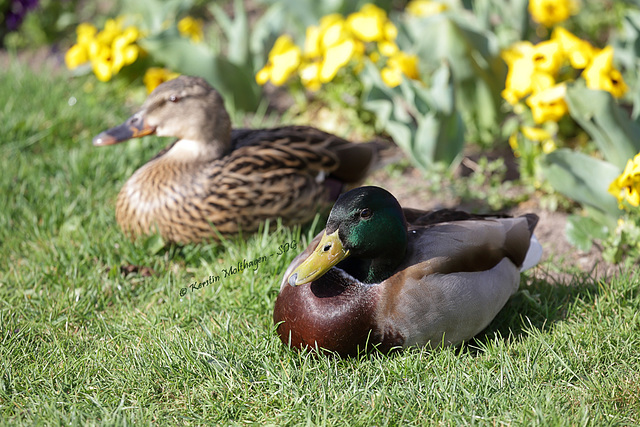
[93,75,384,244]
[274,186,542,356]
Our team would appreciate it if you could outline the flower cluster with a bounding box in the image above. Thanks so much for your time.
[609,153,640,208]
[65,18,140,82]
[256,3,420,90]
[503,27,627,125]
[65,15,202,88]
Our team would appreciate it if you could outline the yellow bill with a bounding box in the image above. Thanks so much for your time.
[287,229,350,286]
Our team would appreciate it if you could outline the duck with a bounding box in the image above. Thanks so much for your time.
[93,75,385,244]
[274,186,542,357]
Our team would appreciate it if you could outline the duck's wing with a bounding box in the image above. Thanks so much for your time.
[375,215,538,348]
[232,125,388,187]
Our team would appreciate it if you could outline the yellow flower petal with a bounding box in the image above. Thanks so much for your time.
[299,62,322,91]
[501,41,534,66]
[552,27,595,69]
[381,66,402,87]
[503,57,535,104]
[584,46,628,98]
[65,44,88,69]
[406,0,447,17]
[304,26,321,58]
[265,35,301,86]
[178,16,204,43]
[320,16,348,49]
[93,59,113,82]
[531,40,562,74]
[255,66,271,85]
[143,68,180,93]
[346,4,387,42]
[522,126,552,141]
[526,83,568,124]
[320,38,355,82]
[528,0,577,27]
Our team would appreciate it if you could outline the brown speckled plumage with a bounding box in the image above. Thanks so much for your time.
[94,76,383,243]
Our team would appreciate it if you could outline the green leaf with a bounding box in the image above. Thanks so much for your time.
[566,82,640,169]
[405,13,505,145]
[540,148,621,217]
[565,213,610,252]
[139,31,259,111]
[209,0,250,67]
[361,62,464,170]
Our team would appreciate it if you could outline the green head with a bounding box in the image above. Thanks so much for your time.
[288,186,408,286]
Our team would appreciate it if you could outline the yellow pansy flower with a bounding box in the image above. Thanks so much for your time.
[551,27,596,69]
[65,44,89,69]
[178,16,204,43]
[528,0,577,27]
[66,17,141,82]
[502,40,559,105]
[304,26,322,58]
[111,31,139,73]
[380,51,420,87]
[65,23,98,69]
[501,41,534,66]
[76,22,97,45]
[502,56,535,104]
[299,62,322,91]
[319,14,348,49]
[521,126,552,141]
[406,0,447,17]
[92,58,113,82]
[531,40,562,74]
[256,35,302,86]
[144,68,180,93]
[320,38,357,82]
[583,46,628,98]
[378,21,399,56]
[346,3,388,42]
[526,83,568,123]
[608,153,640,207]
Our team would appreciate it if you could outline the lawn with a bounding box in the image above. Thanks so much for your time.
[1,62,639,425]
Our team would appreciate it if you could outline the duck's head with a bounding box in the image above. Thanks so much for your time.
[288,186,408,286]
[93,76,232,159]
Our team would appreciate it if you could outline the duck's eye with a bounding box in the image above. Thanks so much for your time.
[359,208,372,219]
[168,95,179,103]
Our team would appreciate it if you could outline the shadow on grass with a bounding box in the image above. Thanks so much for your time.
[466,267,605,352]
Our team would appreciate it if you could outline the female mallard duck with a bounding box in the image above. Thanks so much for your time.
[93,75,383,244]
[274,186,542,356]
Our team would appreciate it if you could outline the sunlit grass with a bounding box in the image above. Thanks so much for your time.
[1,63,639,425]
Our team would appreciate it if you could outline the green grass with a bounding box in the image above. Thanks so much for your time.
[2,62,640,426]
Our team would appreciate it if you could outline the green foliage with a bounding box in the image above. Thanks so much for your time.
[565,82,640,169]
[540,149,621,218]
[362,62,464,170]
[405,9,507,147]
[612,8,640,119]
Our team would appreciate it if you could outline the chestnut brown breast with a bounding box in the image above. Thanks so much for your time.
[273,270,388,357]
